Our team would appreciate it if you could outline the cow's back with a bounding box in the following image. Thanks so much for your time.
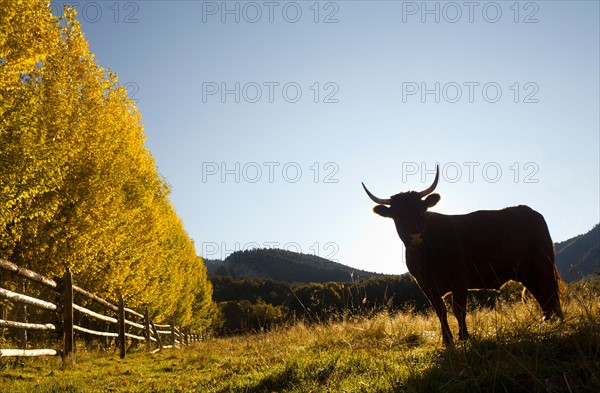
[447,205,554,289]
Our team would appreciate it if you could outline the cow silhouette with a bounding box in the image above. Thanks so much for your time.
[363,165,563,345]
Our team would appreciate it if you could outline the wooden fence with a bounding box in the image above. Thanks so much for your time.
[0,259,201,360]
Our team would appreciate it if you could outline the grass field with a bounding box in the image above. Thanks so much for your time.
[1,282,599,392]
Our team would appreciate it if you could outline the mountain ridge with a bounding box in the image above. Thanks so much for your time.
[555,224,599,281]
[205,248,380,283]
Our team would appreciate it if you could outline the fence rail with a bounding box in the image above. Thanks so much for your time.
[0,259,202,361]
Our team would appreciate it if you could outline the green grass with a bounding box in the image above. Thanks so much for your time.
[1,282,599,392]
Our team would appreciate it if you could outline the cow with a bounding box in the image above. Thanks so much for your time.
[362,165,563,345]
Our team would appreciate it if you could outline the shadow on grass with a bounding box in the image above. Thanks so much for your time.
[217,357,337,393]
[403,318,600,393]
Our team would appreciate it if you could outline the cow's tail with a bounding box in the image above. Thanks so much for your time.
[520,285,529,303]
[540,214,565,319]
[553,263,565,318]
[545,239,565,319]
[554,263,565,299]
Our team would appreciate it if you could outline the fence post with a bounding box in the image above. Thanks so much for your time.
[118,295,126,359]
[103,323,110,350]
[1,302,6,341]
[184,329,188,346]
[16,280,28,349]
[63,268,74,358]
[143,308,151,352]
[170,321,175,348]
[150,319,162,350]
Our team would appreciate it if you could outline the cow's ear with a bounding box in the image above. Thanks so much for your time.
[373,205,393,217]
[424,193,440,208]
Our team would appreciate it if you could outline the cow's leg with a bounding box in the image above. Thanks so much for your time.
[429,295,453,345]
[452,291,469,341]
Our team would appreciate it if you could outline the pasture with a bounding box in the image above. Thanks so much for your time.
[2,282,598,393]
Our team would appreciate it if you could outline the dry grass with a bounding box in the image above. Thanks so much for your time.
[1,281,599,392]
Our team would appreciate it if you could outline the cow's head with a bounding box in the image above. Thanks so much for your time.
[362,165,440,247]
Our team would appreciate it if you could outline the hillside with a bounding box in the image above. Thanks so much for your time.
[207,248,380,283]
[555,224,599,281]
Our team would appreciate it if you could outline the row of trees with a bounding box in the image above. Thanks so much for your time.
[0,1,215,330]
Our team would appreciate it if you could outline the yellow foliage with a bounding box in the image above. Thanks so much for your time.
[0,0,215,329]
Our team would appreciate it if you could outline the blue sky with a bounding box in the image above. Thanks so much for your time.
[50,0,599,275]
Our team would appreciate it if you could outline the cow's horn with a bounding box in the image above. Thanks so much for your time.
[418,165,440,197]
[362,183,392,205]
